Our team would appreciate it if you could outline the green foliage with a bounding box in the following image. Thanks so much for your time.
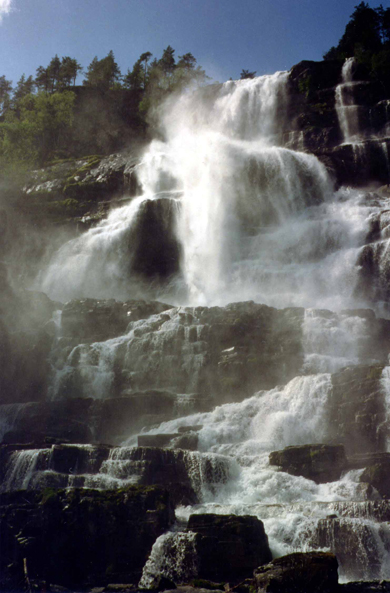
[0,90,75,166]
[83,50,122,90]
[35,55,82,92]
[0,46,209,171]
[0,75,12,115]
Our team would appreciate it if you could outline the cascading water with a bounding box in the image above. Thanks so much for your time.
[6,67,390,587]
[38,71,386,311]
[335,57,360,143]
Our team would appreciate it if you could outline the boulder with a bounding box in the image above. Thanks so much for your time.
[360,459,390,499]
[253,552,339,593]
[269,444,347,483]
[112,447,200,506]
[0,485,174,590]
[187,514,272,584]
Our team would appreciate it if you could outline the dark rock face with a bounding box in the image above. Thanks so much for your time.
[187,514,272,584]
[284,59,390,187]
[328,366,387,455]
[360,459,390,499]
[0,391,204,446]
[253,552,339,593]
[61,298,172,340]
[1,399,94,444]
[322,140,390,187]
[20,152,142,225]
[269,444,347,483]
[119,447,200,506]
[0,485,174,590]
[340,582,390,592]
[130,197,182,281]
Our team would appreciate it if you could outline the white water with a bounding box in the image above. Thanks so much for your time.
[134,374,390,583]
[302,309,370,373]
[37,69,390,313]
[335,57,360,143]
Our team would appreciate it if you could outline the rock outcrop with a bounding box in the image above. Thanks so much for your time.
[328,365,388,455]
[269,444,348,483]
[253,552,339,593]
[0,485,174,590]
[187,514,272,584]
[51,300,304,403]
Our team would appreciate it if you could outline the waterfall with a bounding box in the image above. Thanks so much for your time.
[335,57,360,143]
[37,69,389,312]
[38,72,347,309]
[8,66,390,587]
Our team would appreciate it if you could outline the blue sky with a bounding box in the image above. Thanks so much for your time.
[1,0,389,87]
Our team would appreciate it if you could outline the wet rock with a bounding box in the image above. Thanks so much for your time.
[178,425,203,433]
[0,285,60,405]
[137,432,199,451]
[329,366,387,455]
[162,589,222,593]
[115,447,200,506]
[314,518,384,581]
[0,486,174,590]
[19,152,143,225]
[52,300,305,403]
[138,434,180,448]
[169,432,199,451]
[1,399,94,444]
[0,392,199,447]
[348,452,390,470]
[320,139,390,187]
[61,298,172,340]
[269,444,347,483]
[253,552,339,593]
[360,459,390,499]
[340,582,390,592]
[49,443,111,475]
[187,514,272,584]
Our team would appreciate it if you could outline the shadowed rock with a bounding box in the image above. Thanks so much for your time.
[0,486,174,590]
[254,552,339,593]
[269,444,347,483]
[187,514,272,584]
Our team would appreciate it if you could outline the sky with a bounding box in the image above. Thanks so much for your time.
[1,0,390,87]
